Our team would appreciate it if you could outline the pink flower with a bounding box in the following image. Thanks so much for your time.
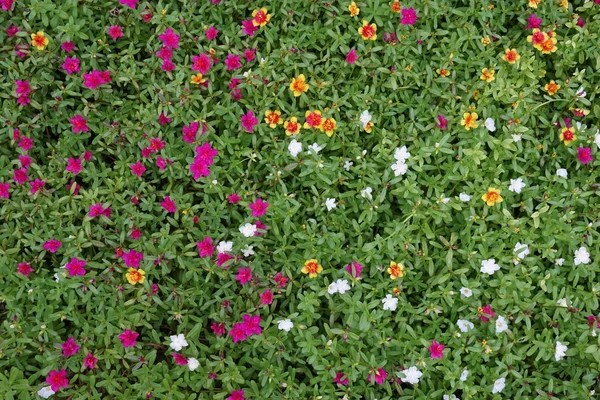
[88,203,111,218]
[1,0,14,12]
[260,289,273,305]
[254,220,266,235]
[141,10,153,22]
[118,329,139,347]
[197,237,214,257]
[65,257,87,276]
[578,147,593,164]
[43,239,62,253]
[345,48,358,64]
[108,25,123,40]
[173,353,188,365]
[242,19,258,36]
[62,56,80,74]
[211,321,226,336]
[83,151,93,161]
[333,372,349,385]
[123,249,144,268]
[231,87,242,101]
[130,228,142,240]
[159,28,180,48]
[19,155,32,169]
[29,178,46,194]
[216,252,233,267]
[46,370,69,392]
[436,114,448,130]
[158,112,172,125]
[84,353,98,369]
[66,158,83,175]
[274,272,288,288]
[205,26,219,41]
[230,323,247,342]
[62,337,81,357]
[243,48,256,62]
[478,304,496,322]
[18,136,33,151]
[83,70,111,89]
[400,8,418,25]
[346,261,363,278]
[191,53,212,74]
[195,142,219,164]
[228,390,245,400]
[70,114,88,133]
[118,0,138,8]
[224,54,242,71]
[130,161,146,177]
[61,41,75,52]
[242,314,262,336]
[156,157,167,171]
[249,198,268,217]
[577,17,586,27]
[368,367,388,385]
[0,182,10,199]
[190,159,210,180]
[156,46,173,60]
[161,60,176,72]
[228,193,241,204]
[161,196,177,213]
[182,121,200,143]
[428,340,445,359]
[13,168,29,185]
[17,262,33,277]
[526,14,542,29]
[7,25,19,36]
[15,79,30,96]
[236,267,253,285]
[241,111,259,133]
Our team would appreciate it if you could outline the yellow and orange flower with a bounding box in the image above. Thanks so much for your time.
[436,68,450,77]
[559,0,568,9]
[480,68,495,82]
[559,127,577,146]
[358,20,377,41]
[502,48,520,64]
[126,268,145,285]
[391,0,401,13]
[527,29,547,51]
[387,261,405,279]
[264,110,283,128]
[252,7,271,27]
[481,188,503,206]
[482,36,491,46]
[540,36,558,54]
[364,121,374,133]
[304,110,323,130]
[31,31,49,50]
[284,117,301,135]
[290,74,309,97]
[544,80,560,96]
[320,117,336,137]
[348,1,360,16]
[191,73,206,85]
[461,112,479,130]
[301,259,323,278]
[528,0,541,8]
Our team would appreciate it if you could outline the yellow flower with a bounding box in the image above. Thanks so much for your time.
[348,1,360,16]
[31,31,49,50]
[436,68,450,77]
[481,188,503,206]
[460,112,479,130]
[301,259,323,278]
[559,127,576,146]
[387,261,405,279]
[251,7,271,27]
[284,117,301,135]
[290,74,309,97]
[528,0,541,8]
[191,73,206,85]
[358,20,377,41]
[480,68,495,82]
[320,118,336,137]
[126,268,146,285]
[364,121,374,133]
[540,37,558,54]
[264,110,283,128]
[559,0,568,9]
[502,48,520,64]
[481,36,491,46]
[544,80,560,95]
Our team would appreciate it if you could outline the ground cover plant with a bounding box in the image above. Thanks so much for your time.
[1,0,600,398]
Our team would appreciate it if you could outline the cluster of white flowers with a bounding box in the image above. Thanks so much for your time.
[328,279,351,295]
[391,146,411,177]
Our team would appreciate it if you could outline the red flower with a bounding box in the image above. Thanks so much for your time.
[260,289,273,305]
[274,272,288,288]
[368,367,388,385]
[172,353,188,365]
[333,372,349,385]
[46,370,69,392]
[158,112,172,125]
[211,321,226,336]
[436,114,448,130]
[243,48,256,62]
[346,261,363,278]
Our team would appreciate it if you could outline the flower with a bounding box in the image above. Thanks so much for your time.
[118,0,138,8]
[205,26,219,41]
[278,319,294,332]
[302,259,323,278]
[325,198,337,211]
[224,54,241,71]
[43,239,62,253]
[17,262,33,277]
[460,287,473,297]
[514,242,530,259]
[346,261,363,278]
[460,369,469,382]
[527,29,547,51]
[358,20,377,40]
[191,54,212,74]
[252,7,271,27]
[559,127,577,146]
[37,386,55,398]
[228,390,246,400]
[346,48,358,64]
[264,110,283,128]
[249,198,269,217]
[61,337,80,357]
[259,289,273,305]
[284,117,301,135]
[82,70,112,89]
[428,341,445,359]
[541,36,558,54]
[460,112,478,130]
[169,334,188,351]
[508,178,526,194]
[382,294,398,311]
[574,246,591,265]
[481,187,503,206]
[368,368,388,385]
[46,370,68,392]
[65,257,86,277]
[480,258,500,275]
[492,377,506,394]
[239,223,257,237]
[480,68,495,82]
[360,110,372,129]
[288,139,303,157]
[457,319,474,332]
[496,315,509,333]
[62,56,80,75]
[400,366,423,384]
[191,73,206,85]
[577,147,593,164]
[123,250,144,268]
[242,19,258,36]
[108,25,123,40]
[328,281,339,294]
[320,118,336,137]
[335,279,351,294]
[31,31,49,50]
[545,80,560,95]
[187,357,199,371]
[555,341,568,361]
[484,118,496,132]
[502,48,520,64]
[333,372,349,385]
[556,168,568,178]
[290,74,309,97]
[241,110,259,133]
[126,267,145,285]
[84,353,98,369]
[436,114,448,130]
[348,1,359,16]
[161,196,177,213]
[387,261,405,279]
[527,13,542,29]
[119,329,139,347]
[361,187,373,200]
[400,8,418,25]
[459,193,471,202]
[217,241,233,253]
[304,110,323,129]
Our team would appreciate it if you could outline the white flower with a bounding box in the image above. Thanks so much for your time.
[37,386,55,399]
[457,319,474,333]
[336,279,351,294]
[307,143,323,154]
[575,121,586,131]
[555,258,565,266]
[361,187,373,201]
[260,57,265,65]
[441,197,450,204]
[484,118,496,132]
[391,160,408,176]
[460,287,473,297]
[343,160,353,171]
[325,198,337,211]
[382,294,398,311]
[242,245,255,257]
[557,298,568,307]
[188,357,200,371]
[577,87,586,98]
[239,223,257,237]
[514,242,530,259]
[400,366,423,384]
[54,273,60,282]
[508,178,526,194]
[595,130,600,149]
[217,241,233,254]
[277,319,293,332]
[512,134,522,142]
[288,139,302,157]
[574,246,591,265]
[492,377,506,394]
[443,395,459,400]
[459,193,471,202]
[243,70,251,78]
[169,334,188,351]
[460,369,469,382]
[480,258,500,275]
[328,281,339,294]
[555,341,568,361]
[556,168,568,178]
[360,110,372,128]
[495,316,509,333]
[394,146,411,162]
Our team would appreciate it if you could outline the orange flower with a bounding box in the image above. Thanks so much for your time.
[544,80,560,95]
[502,48,520,64]
[436,68,450,77]
[480,68,495,82]
[391,0,401,13]
[559,127,577,146]
[126,268,145,285]
[358,20,377,41]
[301,259,323,278]
[264,110,283,128]
[348,1,360,16]
[528,0,541,8]
[460,112,479,130]
[387,261,405,279]
[320,118,336,137]
[364,121,374,133]
[540,37,557,54]
[191,73,206,85]
[31,31,49,50]
[284,117,301,136]
[304,110,323,129]
[481,188,503,206]
[527,29,547,51]
[252,7,271,27]
[481,36,491,46]
[290,74,309,97]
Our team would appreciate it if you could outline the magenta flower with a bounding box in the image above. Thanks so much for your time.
[61,41,75,52]
[436,114,448,130]
[182,121,200,143]
[236,267,253,285]
[191,53,212,74]
[242,314,262,336]
[7,25,19,36]
[43,239,62,253]
[158,112,172,125]
[206,26,219,41]
[249,198,268,217]
[228,192,241,204]
[18,136,33,152]
[70,114,89,133]
[172,353,188,365]
[88,203,111,218]
[333,372,349,385]
[158,28,180,48]
[197,237,214,257]
[130,161,146,177]
[161,60,176,72]
[62,56,80,75]
[224,54,242,71]
[61,337,81,357]
[29,178,46,194]
[428,340,445,359]
[156,46,173,60]
[241,111,259,133]
[260,289,273,305]
[118,329,139,347]
[211,321,226,336]
[0,182,10,199]
[244,48,256,62]
[161,196,177,213]
[578,147,593,164]
[230,323,247,342]
[17,262,33,277]
[345,261,363,278]
[65,257,87,276]
[46,370,69,392]
[241,19,258,36]
[346,48,358,64]
[108,25,123,40]
[400,7,418,25]
[83,70,111,89]
[479,304,496,322]
[13,168,29,185]
[368,367,388,385]
[84,353,98,369]
[66,158,83,175]
[118,0,138,8]
[526,14,542,29]
[19,155,32,169]
[228,390,245,400]
[123,249,144,268]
